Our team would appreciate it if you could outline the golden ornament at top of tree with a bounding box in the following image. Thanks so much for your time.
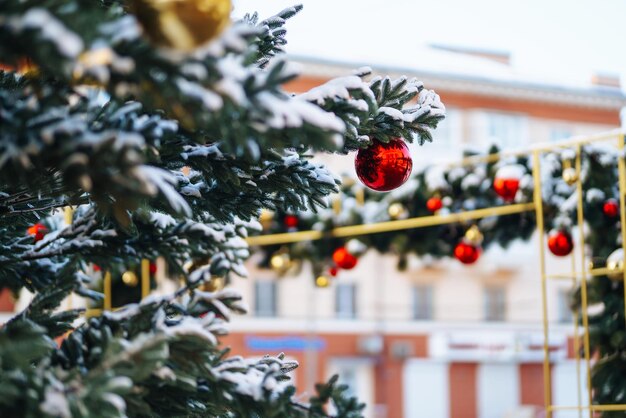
[131,0,232,51]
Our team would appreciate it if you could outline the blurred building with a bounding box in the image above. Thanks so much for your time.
[223,46,626,418]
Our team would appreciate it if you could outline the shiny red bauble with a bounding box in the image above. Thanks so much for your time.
[27,223,47,242]
[454,242,481,264]
[355,138,413,192]
[332,247,358,270]
[426,196,443,212]
[149,262,158,275]
[329,266,339,276]
[547,230,574,257]
[603,199,619,218]
[284,215,298,229]
[493,178,520,202]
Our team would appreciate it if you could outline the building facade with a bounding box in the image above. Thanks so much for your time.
[222,48,626,418]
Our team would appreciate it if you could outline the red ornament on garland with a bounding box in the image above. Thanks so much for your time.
[547,230,574,257]
[329,266,339,277]
[454,242,481,264]
[149,262,158,275]
[493,165,524,202]
[27,223,47,242]
[284,215,298,229]
[603,199,619,218]
[332,247,358,270]
[426,196,443,213]
[355,138,413,192]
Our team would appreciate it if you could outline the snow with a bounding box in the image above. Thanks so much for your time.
[425,166,448,191]
[258,91,346,133]
[461,173,481,190]
[150,212,177,229]
[18,9,84,58]
[379,107,404,121]
[40,388,71,418]
[299,75,372,105]
[134,166,191,216]
[586,188,606,203]
[176,78,223,110]
[164,317,218,345]
[496,164,526,180]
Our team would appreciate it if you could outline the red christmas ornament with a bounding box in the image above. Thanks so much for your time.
[93,264,101,272]
[493,178,520,202]
[493,165,524,202]
[332,247,358,270]
[284,215,298,229]
[149,262,158,275]
[548,230,574,257]
[355,138,413,192]
[426,196,443,212]
[454,242,481,264]
[329,266,339,276]
[27,223,47,242]
[603,199,619,218]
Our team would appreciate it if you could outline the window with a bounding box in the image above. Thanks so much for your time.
[557,288,574,323]
[412,285,434,320]
[486,112,525,149]
[254,281,277,317]
[550,128,572,143]
[484,286,506,321]
[336,283,356,319]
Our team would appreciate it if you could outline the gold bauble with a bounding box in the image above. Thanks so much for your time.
[464,225,484,245]
[122,271,139,287]
[259,209,274,230]
[388,203,406,220]
[202,276,225,292]
[315,275,330,288]
[131,0,232,51]
[270,252,291,272]
[562,167,578,186]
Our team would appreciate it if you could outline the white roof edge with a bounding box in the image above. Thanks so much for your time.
[290,56,626,111]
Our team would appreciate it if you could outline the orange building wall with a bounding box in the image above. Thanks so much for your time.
[285,77,621,125]
[449,363,478,418]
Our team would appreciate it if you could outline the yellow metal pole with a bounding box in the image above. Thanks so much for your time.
[532,150,552,417]
[571,256,583,418]
[617,133,626,331]
[574,144,593,417]
[246,202,536,246]
[141,259,150,299]
[103,271,112,311]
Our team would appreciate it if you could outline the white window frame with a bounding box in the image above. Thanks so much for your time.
[254,280,277,317]
[484,286,506,322]
[335,283,357,319]
[412,285,434,320]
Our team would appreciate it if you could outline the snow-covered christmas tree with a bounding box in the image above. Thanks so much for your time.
[0,1,444,416]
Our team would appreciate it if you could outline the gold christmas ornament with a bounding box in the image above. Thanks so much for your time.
[464,225,484,245]
[131,0,232,51]
[202,276,225,292]
[259,209,274,230]
[562,160,578,186]
[388,203,407,220]
[270,251,291,272]
[122,270,139,287]
[315,275,330,288]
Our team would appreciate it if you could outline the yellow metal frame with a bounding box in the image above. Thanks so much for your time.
[245,130,626,417]
[75,130,626,415]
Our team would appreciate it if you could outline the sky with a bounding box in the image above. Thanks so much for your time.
[233,0,626,90]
